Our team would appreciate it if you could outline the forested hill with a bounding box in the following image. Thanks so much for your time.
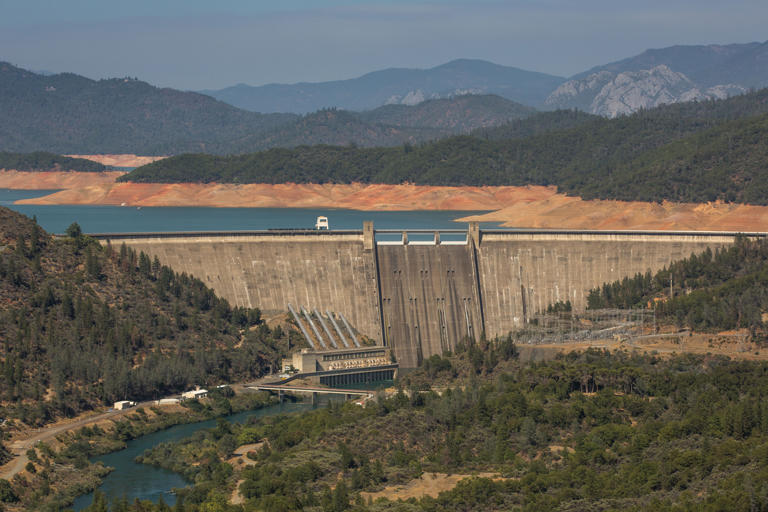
[0,61,297,155]
[0,151,106,172]
[0,207,301,427]
[217,96,536,153]
[588,237,768,334]
[470,108,598,140]
[0,62,538,154]
[357,94,536,132]
[122,88,768,205]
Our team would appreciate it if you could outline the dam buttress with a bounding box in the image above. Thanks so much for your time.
[96,223,742,368]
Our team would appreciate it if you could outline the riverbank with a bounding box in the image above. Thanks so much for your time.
[0,391,278,511]
[5,168,768,231]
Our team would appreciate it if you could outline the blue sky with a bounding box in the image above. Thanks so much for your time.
[1,0,766,90]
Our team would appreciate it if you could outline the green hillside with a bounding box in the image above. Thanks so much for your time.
[0,207,301,427]
[0,62,297,155]
[122,89,768,205]
[223,109,440,152]
[570,113,768,203]
[587,236,768,334]
[471,109,598,140]
[357,94,536,132]
[0,151,106,172]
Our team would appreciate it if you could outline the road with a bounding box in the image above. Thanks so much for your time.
[0,401,155,480]
[0,378,368,481]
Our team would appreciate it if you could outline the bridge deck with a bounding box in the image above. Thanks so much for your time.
[250,385,374,396]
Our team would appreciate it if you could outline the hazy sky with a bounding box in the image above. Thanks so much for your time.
[2,0,766,90]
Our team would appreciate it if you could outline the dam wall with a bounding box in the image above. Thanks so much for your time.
[99,231,383,344]
[476,231,736,339]
[97,226,742,367]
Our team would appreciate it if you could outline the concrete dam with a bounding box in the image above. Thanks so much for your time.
[96,223,738,368]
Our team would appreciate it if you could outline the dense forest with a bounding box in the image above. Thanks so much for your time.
[0,207,304,427]
[234,96,536,152]
[122,88,768,205]
[0,152,105,172]
[587,237,768,334]
[470,109,597,141]
[76,346,768,511]
[357,95,536,132]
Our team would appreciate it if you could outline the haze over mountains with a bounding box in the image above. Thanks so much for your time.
[0,40,767,156]
[201,59,565,113]
[205,41,768,118]
[0,61,536,155]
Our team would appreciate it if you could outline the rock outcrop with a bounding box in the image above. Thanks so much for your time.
[546,65,746,117]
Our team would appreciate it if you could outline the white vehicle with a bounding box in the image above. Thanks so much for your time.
[315,216,329,230]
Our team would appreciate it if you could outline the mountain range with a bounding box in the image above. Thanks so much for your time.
[204,41,768,118]
[1,40,768,156]
[546,41,768,116]
[200,59,565,114]
[0,61,537,155]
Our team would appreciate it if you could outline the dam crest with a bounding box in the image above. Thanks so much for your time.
[95,223,744,368]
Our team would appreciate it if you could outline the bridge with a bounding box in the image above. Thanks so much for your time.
[249,384,375,405]
[94,223,747,368]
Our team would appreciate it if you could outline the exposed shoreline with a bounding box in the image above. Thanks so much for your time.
[4,170,768,231]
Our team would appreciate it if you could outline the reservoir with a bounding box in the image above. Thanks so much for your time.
[0,189,498,235]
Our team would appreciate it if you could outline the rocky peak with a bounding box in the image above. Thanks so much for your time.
[546,65,747,117]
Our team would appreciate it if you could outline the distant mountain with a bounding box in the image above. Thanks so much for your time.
[210,95,537,152]
[571,41,768,87]
[547,41,768,117]
[201,59,565,113]
[357,94,536,132]
[0,62,298,155]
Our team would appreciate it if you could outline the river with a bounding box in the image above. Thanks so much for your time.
[72,380,392,507]
[71,400,324,510]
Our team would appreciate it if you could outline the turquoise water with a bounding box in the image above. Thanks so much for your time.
[0,189,498,235]
[71,401,315,510]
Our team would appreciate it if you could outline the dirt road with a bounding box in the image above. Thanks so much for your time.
[0,402,154,480]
